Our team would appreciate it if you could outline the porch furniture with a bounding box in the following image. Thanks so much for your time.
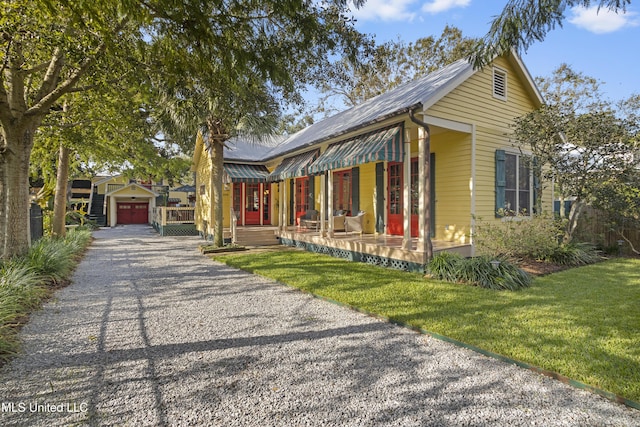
[299,209,319,230]
[345,211,366,234]
[332,210,346,232]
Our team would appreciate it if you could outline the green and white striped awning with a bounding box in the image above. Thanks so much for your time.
[308,124,403,174]
[223,163,270,183]
[267,150,318,182]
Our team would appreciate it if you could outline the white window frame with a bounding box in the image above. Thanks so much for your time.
[493,67,508,101]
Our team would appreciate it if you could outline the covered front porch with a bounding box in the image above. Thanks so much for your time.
[225,224,471,273]
[278,227,471,273]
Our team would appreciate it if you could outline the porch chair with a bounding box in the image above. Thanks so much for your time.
[299,209,319,230]
[332,210,346,232]
[344,211,365,234]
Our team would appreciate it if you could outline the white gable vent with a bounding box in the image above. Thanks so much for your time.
[493,67,507,101]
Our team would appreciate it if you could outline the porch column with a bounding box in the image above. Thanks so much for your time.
[327,170,334,237]
[319,174,327,236]
[279,181,285,231]
[402,127,411,250]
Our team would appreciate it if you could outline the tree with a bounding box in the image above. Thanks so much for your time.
[511,65,638,242]
[0,0,368,257]
[149,1,370,247]
[472,0,632,68]
[316,25,479,113]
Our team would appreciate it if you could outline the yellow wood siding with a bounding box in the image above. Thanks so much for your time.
[428,131,472,243]
[426,56,548,242]
[359,162,376,234]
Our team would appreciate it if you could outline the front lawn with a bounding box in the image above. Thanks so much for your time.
[217,250,640,404]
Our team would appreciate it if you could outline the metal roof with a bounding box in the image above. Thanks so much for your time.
[223,59,473,163]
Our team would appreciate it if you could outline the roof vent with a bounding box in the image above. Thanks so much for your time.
[493,67,507,101]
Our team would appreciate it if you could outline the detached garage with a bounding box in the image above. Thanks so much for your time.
[106,183,159,227]
[117,202,149,224]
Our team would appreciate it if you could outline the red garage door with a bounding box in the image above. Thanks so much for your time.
[117,202,149,224]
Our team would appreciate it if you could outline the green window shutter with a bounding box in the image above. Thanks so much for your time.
[430,153,436,237]
[351,167,360,214]
[532,156,541,214]
[289,179,294,225]
[375,162,384,232]
[495,150,506,217]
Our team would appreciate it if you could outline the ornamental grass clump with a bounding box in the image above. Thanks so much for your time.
[427,253,531,290]
[0,228,92,362]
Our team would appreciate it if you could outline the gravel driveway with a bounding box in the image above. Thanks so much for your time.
[1,225,638,426]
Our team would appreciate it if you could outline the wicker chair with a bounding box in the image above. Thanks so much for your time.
[299,209,319,229]
[344,211,365,234]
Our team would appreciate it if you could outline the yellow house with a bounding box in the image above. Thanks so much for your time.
[193,53,549,271]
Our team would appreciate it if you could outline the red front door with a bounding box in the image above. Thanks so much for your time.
[117,202,149,224]
[387,163,403,235]
[244,183,261,225]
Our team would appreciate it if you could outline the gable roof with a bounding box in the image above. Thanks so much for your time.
[205,52,543,165]
[264,58,474,160]
[105,182,159,197]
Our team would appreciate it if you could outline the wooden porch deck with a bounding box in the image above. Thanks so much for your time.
[225,225,472,265]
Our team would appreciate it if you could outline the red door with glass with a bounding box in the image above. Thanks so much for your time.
[244,183,261,225]
[387,161,421,237]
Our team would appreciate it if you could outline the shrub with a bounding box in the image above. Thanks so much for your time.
[23,238,75,282]
[546,242,600,265]
[0,262,47,361]
[428,253,531,290]
[473,214,564,260]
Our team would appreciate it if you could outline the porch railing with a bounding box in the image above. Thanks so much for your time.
[151,207,195,226]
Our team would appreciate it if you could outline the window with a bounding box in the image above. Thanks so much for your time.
[232,184,242,214]
[333,170,352,215]
[496,150,531,215]
[493,67,507,101]
[410,159,419,215]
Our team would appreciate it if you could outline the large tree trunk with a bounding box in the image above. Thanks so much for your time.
[210,140,225,247]
[52,144,70,238]
[564,199,584,243]
[2,126,35,258]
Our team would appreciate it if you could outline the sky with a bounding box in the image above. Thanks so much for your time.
[346,0,640,104]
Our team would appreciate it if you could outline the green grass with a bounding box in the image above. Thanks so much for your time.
[218,250,640,403]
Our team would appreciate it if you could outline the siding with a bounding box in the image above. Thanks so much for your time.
[427,56,547,236]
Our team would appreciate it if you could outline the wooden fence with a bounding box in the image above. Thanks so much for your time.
[573,206,639,254]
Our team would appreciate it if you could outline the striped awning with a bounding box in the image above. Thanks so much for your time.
[308,124,403,174]
[267,150,318,182]
[223,163,269,183]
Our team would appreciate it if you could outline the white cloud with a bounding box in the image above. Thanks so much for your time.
[350,0,418,22]
[569,6,638,34]
[421,0,471,14]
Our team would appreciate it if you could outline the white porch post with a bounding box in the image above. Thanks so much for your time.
[319,174,326,236]
[279,181,286,231]
[402,128,412,250]
[327,170,334,237]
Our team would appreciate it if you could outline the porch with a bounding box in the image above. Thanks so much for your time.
[225,224,471,273]
[151,206,198,236]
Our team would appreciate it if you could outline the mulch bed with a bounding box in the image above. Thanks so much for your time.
[517,260,574,276]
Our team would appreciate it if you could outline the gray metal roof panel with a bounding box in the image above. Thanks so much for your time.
[223,59,474,162]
